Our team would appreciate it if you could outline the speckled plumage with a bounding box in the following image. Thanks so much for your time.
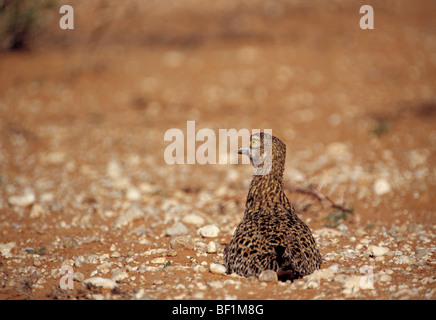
[224,132,322,280]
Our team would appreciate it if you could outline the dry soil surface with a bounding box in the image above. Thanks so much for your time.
[0,0,435,300]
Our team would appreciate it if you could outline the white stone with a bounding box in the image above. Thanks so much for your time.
[83,277,119,290]
[30,203,45,218]
[107,160,122,179]
[151,257,166,264]
[182,214,205,226]
[305,279,320,289]
[378,273,392,282]
[165,222,189,236]
[206,241,217,253]
[40,192,54,203]
[198,225,220,238]
[74,272,85,282]
[369,245,390,257]
[258,270,278,282]
[373,178,391,195]
[111,269,129,281]
[170,235,195,250]
[126,187,141,201]
[314,228,342,238]
[342,276,363,294]
[8,189,35,207]
[0,242,16,257]
[209,263,227,275]
[305,268,336,282]
[395,255,413,264]
[114,205,144,228]
[326,142,352,162]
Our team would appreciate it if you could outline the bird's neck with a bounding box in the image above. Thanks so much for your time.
[244,170,292,216]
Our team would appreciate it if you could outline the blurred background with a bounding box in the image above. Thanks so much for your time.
[0,0,435,301]
[0,0,435,225]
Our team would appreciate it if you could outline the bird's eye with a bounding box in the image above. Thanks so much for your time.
[250,139,259,146]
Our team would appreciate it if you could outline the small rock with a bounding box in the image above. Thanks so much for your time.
[306,268,336,282]
[342,276,363,295]
[107,160,122,179]
[83,277,119,290]
[314,228,342,238]
[8,189,35,207]
[209,263,227,275]
[151,257,166,264]
[74,272,85,282]
[326,142,352,162]
[369,245,390,257]
[165,222,189,236]
[194,265,208,273]
[198,225,220,238]
[111,269,129,281]
[258,270,278,282]
[373,178,391,195]
[30,203,45,218]
[114,205,144,228]
[64,238,80,249]
[0,242,16,257]
[40,192,54,203]
[395,255,413,265]
[378,273,392,282]
[305,279,320,289]
[111,251,122,258]
[170,235,195,250]
[74,256,85,267]
[182,214,205,226]
[206,241,217,253]
[126,187,141,201]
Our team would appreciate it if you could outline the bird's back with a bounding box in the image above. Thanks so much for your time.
[224,203,321,279]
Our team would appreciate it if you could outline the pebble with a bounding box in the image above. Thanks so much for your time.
[342,276,364,295]
[111,269,129,281]
[170,235,195,250]
[305,279,320,289]
[209,263,227,275]
[378,272,392,282]
[305,268,336,282]
[151,257,167,264]
[74,272,85,282]
[258,270,278,282]
[369,245,390,257]
[314,228,342,238]
[83,277,119,290]
[0,242,16,258]
[29,203,45,218]
[107,160,122,179]
[395,255,413,264]
[206,241,217,253]
[63,238,80,249]
[198,225,220,238]
[114,205,144,228]
[182,214,205,226]
[8,189,35,207]
[165,222,189,236]
[373,178,392,195]
[126,187,141,201]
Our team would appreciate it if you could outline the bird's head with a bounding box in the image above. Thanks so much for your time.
[237,132,286,176]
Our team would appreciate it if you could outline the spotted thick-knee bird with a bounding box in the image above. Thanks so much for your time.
[224,132,322,280]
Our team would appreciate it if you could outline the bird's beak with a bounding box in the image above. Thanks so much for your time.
[237,146,250,156]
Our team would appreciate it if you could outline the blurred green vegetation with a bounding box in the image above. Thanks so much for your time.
[0,0,57,50]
